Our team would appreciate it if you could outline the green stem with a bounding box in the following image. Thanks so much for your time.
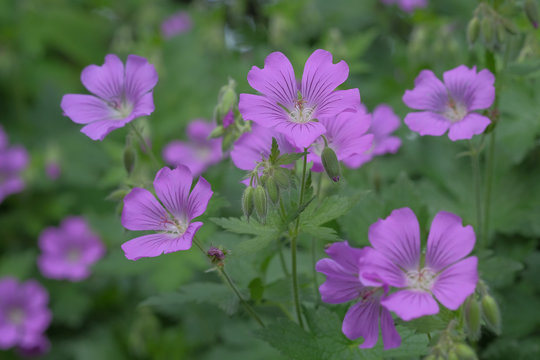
[482,129,496,249]
[469,141,483,243]
[290,149,308,328]
[129,122,160,168]
[311,237,319,305]
[193,237,265,328]
[278,240,290,277]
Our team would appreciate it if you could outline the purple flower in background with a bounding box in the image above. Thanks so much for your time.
[360,208,478,321]
[316,242,401,349]
[161,11,192,39]
[308,108,373,172]
[239,49,360,148]
[121,166,212,260]
[348,104,401,167]
[163,119,223,176]
[61,54,158,141]
[0,125,29,204]
[37,216,105,281]
[0,277,51,352]
[381,0,427,12]
[45,161,61,180]
[403,65,495,141]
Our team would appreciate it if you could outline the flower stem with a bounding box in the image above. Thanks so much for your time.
[469,141,483,243]
[278,240,290,277]
[311,237,319,305]
[192,237,265,328]
[290,150,308,329]
[482,129,496,249]
[129,122,160,168]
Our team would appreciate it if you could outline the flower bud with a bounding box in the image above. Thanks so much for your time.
[266,176,280,204]
[123,145,136,175]
[216,79,237,125]
[525,0,539,29]
[467,17,480,45]
[207,246,226,266]
[321,147,341,182]
[273,168,290,188]
[501,18,519,35]
[496,22,506,44]
[209,125,225,139]
[254,185,267,220]
[481,16,494,45]
[454,343,478,360]
[464,296,481,341]
[481,295,501,335]
[242,186,254,220]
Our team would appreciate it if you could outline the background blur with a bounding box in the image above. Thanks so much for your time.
[1,0,540,359]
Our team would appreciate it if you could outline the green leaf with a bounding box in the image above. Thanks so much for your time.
[275,152,308,166]
[479,255,523,288]
[249,278,265,302]
[269,137,280,163]
[302,193,363,227]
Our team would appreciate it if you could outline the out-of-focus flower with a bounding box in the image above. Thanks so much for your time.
[45,161,61,180]
[360,208,478,321]
[161,11,192,39]
[307,108,372,172]
[239,49,360,148]
[61,54,158,141]
[37,216,105,281]
[0,277,51,352]
[403,66,495,141]
[222,110,234,129]
[121,166,212,260]
[348,104,401,167]
[163,120,223,176]
[0,125,29,204]
[381,0,427,13]
[316,242,401,350]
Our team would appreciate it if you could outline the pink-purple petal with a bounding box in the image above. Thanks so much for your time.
[468,69,496,111]
[404,111,450,137]
[60,94,114,124]
[342,300,380,349]
[447,113,490,141]
[403,70,448,112]
[80,54,124,100]
[358,248,407,288]
[80,115,135,141]
[121,187,169,231]
[273,120,326,148]
[380,307,401,349]
[186,176,213,220]
[315,88,360,119]
[381,290,439,321]
[153,166,192,219]
[432,256,478,310]
[124,55,159,103]
[238,93,289,128]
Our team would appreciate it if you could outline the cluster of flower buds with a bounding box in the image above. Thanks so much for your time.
[467,3,519,50]
[425,320,479,360]
[463,280,502,340]
[207,246,228,267]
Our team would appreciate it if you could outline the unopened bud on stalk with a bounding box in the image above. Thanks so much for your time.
[209,125,225,139]
[525,0,539,29]
[321,147,341,182]
[207,246,226,266]
[242,186,254,220]
[481,294,501,334]
[464,296,482,341]
[496,22,506,44]
[266,177,279,203]
[481,16,494,44]
[273,168,290,188]
[216,79,237,125]
[123,143,136,175]
[454,343,478,360]
[467,17,480,44]
[254,185,267,220]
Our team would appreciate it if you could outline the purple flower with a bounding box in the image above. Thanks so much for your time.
[61,54,158,141]
[0,277,51,352]
[239,49,360,148]
[381,0,427,12]
[121,166,212,260]
[347,104,401,167]
[0,125,29,204]
[222,110,235,129]
[403,65,495,141]
[316,242,401,349]
[37,216,105,281]
[161,11,192,39]
[360,208,478,321]
[163,119,223,176]
[45,161,61,180]
[307,108,373,172]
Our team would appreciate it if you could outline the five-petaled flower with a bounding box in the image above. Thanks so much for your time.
[316,242,401,349]
[360,208,478,321]
[239,49,360,148]
[403,65,495,141]
[0,125,29,204]
[61,54,158,141]
[121,166,212,260]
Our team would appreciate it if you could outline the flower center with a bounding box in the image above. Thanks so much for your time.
[442,97,468,123]
[108,97,134,119]
[289,99,315,124]
[406,267,437,292]
[67,248,81,263]
[8,307,25,326]
[161,216,188,237]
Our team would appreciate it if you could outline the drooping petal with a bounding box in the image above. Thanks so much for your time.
[342,300,380,349]
[80,115,135,141]
[403,70,448,112]
[124,55,159,103]
[380,307,401,350]
[447,113,490,141]
[381,290,439,321]
[238,94,289,129]
[301,49,349,108]
[425,211,476,272]
[368,207,421,271]
[404,111,450,137]
[121,187,169,231]
[247,52,297,107]
[121,222,202,260]
[80,54,124,100]
[431,257,478,310]
[315,89,360,119]
[358,247,407,288]
[272,120,326,148]
[153,166,192,220]
[186,176,213,220]
[61,94,114,124]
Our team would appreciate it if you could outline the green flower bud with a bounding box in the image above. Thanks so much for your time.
[481,295,501,335]
[266,176,279,204]
[481,16,494,44]
[222,131,237,152]
[464,296,482,341]
[501,18,519,35]
[254,185,267,220]
[454,343,478,360]
[242,186,255,220]
[123,146,136,175]
[209,125,225,139]
[218,88,237,118]
[525,0,539,29]
[496,22,506,44]
[273,168,290,188]
[447,351,459,360]
[321,147,341,182]
[467,17,480,45]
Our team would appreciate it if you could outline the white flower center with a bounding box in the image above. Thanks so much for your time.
[289,100,315,124]
[162,216,189,237]
[8,308,25,325]
[442,98,468,123]
[109,98,134,119]
[406,267,437,292]
[67,248,81,263]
